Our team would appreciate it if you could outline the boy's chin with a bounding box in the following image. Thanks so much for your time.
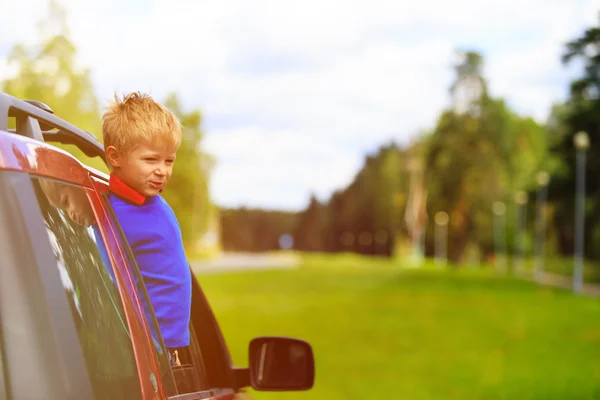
[142,187,163,196]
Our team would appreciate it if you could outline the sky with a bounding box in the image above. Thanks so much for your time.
[1,0,598,211]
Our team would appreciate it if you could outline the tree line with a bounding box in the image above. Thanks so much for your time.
[221,16,600,266]
[4,2,598,265]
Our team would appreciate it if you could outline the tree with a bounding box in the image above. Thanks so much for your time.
[2,0,105,172]
[403,141,428,259]
[219,207,299,252]
[301,143,409,257]
[293,194,327,252]
[562,16,600,103]
[161,94,215,252]
[450,50,488,115]
[2,1,216,254]
[424,51,546,264]
[547,16,600,258]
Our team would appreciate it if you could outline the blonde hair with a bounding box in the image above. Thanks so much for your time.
[39,178,63,208]
[34,147,81,209]
[102,92,181,155]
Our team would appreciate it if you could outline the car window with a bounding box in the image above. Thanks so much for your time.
[32,176,142,400]
[98,192,212,396]
[98,191,179,394]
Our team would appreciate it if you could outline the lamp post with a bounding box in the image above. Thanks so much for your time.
[493,201,507,274]
[434,211,449,267]
[533,171,550,282]
[514,191,528,277]
[573,131,589,294]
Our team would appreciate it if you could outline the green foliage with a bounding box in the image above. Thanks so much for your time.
[253,51,548,263]
[161,94,215,251]
[317,143,410,256]
[220,207,299,252]
[450,50,488,113]
[547,17,600,258]
[217,142,411,257]
[1,1,106,173]
[1,1,215,252]
[293,195,327,252]
[198,253,600,399]
[424,51,547,264]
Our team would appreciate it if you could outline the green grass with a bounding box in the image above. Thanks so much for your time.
[197,253,600,400]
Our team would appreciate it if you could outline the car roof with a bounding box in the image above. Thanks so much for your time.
[0,92,108,186]
[0,130,108,187]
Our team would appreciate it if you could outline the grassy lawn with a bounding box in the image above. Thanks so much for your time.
[197,253,600,400]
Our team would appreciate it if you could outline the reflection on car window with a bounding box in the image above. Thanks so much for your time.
[33,177,142,400]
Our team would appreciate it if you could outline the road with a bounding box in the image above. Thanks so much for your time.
[533,271,600,298]
[191,252,600,298]
[191,252,301,274]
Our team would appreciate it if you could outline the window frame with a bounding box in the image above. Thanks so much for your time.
[188,276,239,391]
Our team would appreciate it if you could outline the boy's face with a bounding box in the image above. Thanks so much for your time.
[43,182,96,227]
[59,185,96,227]
[108,141,177,197]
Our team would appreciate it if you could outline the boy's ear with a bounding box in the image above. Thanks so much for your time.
[105,146,121,168]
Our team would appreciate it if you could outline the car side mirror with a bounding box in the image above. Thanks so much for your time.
[248,336,315,391]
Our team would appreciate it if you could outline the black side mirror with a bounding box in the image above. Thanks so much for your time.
[248,337,315,391]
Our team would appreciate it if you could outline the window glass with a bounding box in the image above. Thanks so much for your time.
[32,176,142,399]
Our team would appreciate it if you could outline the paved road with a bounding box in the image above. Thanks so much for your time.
[533,271,600,298]
[191,252,600,298]
[191,252,301,274]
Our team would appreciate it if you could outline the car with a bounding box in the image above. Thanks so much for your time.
[0,92,315,400]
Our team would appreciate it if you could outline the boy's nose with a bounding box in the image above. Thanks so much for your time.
[68,210,79,224]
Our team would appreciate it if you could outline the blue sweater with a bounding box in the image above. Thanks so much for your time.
[110,194,191,348]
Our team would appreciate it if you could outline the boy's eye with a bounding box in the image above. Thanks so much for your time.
[144,158,157,162]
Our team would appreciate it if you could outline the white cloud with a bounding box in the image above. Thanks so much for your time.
[1,0,598,210]
[203,126,362,209]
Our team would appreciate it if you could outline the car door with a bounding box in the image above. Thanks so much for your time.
[0,169,93,400]
[89,175,179,395]
[88,174,240,400]
[0,169,154,399]
[87,176,176,398]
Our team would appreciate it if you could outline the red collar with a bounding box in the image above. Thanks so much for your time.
[109,174,147,206]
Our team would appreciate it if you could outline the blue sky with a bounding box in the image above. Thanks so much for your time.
[1,0,598,211]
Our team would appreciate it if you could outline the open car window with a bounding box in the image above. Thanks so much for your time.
[98,191,214,396]
[31,176,142,400]
[96,191,178,394]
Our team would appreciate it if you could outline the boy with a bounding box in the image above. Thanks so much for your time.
[102,92,192,366]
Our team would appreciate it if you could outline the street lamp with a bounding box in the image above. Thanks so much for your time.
[514,191,528,277]
[493,201,507,274]
[533,171,550,282]
[573,130,589,294]
[434,211,449,267]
